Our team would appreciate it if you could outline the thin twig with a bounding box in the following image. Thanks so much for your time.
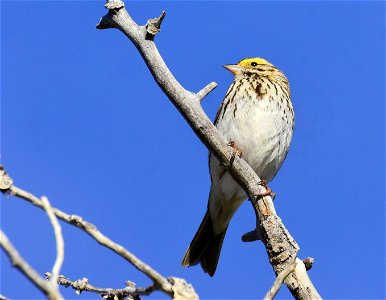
[264,260,297,300]
[41,196,64,293]
[46,272,155,299]
[6,184,197,299]
[0,230,63,299]
[45,272,198,300]
[8,185,172,295]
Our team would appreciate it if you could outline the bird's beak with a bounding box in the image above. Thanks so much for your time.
[223,64,242,74]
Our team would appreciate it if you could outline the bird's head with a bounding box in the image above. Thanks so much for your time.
[223,57,276,75]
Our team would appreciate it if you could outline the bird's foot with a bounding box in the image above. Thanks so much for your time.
[257,180,275,199]
[227,141,242,165]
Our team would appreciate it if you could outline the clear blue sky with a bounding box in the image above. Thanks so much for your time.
[1,1,385,299]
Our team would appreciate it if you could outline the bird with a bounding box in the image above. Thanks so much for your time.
[181,57,295,276]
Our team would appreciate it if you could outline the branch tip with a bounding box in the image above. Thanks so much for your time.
[197,82,217,101]
[146,11,166,36]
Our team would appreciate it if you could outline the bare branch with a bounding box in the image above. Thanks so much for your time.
[0,230,63,299]
[96,2,321,299]
[264,260,297,300]
[4,183,197,299]
[8,184,172,295]
[41,196,64,294]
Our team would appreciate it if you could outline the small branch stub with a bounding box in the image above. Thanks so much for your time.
[197,82,217,101]
[0,166,13,190]
[105,0,124,10]
[146,11,166,36]
[241,229,262,242]
[303,257,315,271]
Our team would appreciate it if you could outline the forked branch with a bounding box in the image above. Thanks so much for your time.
[0,230,63,300]
[96,1,321,299]
[2,182,197,299]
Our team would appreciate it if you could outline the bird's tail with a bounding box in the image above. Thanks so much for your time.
[181,210,228,277]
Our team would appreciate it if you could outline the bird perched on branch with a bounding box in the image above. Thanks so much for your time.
[181,57,295,276]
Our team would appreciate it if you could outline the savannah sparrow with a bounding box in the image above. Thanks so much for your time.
[181,57,295,276]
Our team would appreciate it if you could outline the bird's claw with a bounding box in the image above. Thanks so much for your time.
[257,180,275,199]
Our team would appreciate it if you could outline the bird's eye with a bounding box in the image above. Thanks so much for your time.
[251,62,258,67]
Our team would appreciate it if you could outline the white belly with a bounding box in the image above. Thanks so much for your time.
[208,93,294,233]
